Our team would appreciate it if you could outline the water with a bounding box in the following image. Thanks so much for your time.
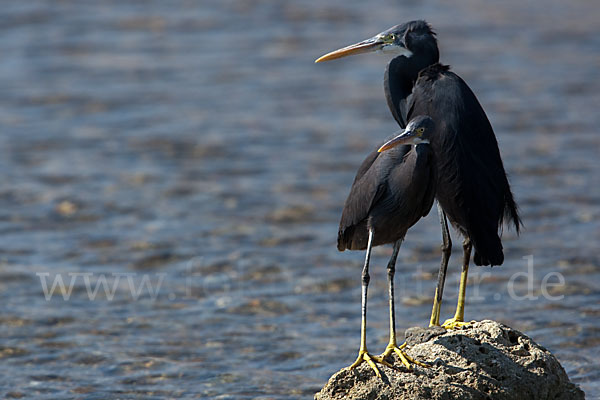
[1,0,599,398]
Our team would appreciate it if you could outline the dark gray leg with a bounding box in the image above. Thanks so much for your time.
[358,229,374,353]
[386,239,402,343]
[350,230,392,377]
[430,203,452,326]
[381,238,429,369]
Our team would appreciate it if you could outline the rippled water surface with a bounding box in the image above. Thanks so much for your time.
[1,0,599,398]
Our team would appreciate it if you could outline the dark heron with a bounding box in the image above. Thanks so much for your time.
[337,115,435,376]
[317,21,520,329]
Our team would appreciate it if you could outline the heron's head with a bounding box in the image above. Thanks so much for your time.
[378,115,435,152]
[315,20,438,64]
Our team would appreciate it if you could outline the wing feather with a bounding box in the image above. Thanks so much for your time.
[408,64,521,265]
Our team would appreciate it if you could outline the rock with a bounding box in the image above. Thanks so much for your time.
[315,320,585,400]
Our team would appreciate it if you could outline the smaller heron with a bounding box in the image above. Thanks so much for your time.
[338,115,436,377]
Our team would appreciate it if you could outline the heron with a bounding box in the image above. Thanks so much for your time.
[337,115,435,376]
[316,21,520,330]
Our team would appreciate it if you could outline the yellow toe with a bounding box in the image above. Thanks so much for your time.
[441,317,476,330]
[380,342,430,370]
[349,351,383,378]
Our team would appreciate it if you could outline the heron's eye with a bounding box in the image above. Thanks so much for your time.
[417,127,425,135]
[389,34,396,41]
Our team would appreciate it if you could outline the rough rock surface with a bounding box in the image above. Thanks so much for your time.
[315,320,584,400]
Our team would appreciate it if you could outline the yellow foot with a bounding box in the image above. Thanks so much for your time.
[349,350,394,378]
[441,317,475,330]
[380,342,430,370]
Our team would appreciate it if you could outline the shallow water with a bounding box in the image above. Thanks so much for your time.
[0,0,599,398]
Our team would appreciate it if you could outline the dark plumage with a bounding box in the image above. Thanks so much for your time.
[384,21,521,265]
[337,116,436,252]
[331,116,437,375]
[316,20,521,329]
[412,64,520,264]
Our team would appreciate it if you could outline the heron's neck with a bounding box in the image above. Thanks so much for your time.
[384,54,438,128]
[384,57,421,127]
[390,53,437,84]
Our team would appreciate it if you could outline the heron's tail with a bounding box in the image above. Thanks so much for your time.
[337,224,368,251]
[502,187,522,235]
[471,182,520,266]
[472,230,504,266]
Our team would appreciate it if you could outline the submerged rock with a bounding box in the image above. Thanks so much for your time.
[315,320,584,400]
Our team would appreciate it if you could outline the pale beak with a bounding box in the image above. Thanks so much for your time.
[378,129,420,152]
[315,36,384,63]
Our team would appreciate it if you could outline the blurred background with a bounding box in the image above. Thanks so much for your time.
[0,0,599,398]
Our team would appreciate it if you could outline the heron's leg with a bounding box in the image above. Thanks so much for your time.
[379,239,429,370]
[429,204,452,327]
[349,230,394,377]
[442,238,475,330]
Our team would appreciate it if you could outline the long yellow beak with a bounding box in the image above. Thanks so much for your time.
[315,37,383,63]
